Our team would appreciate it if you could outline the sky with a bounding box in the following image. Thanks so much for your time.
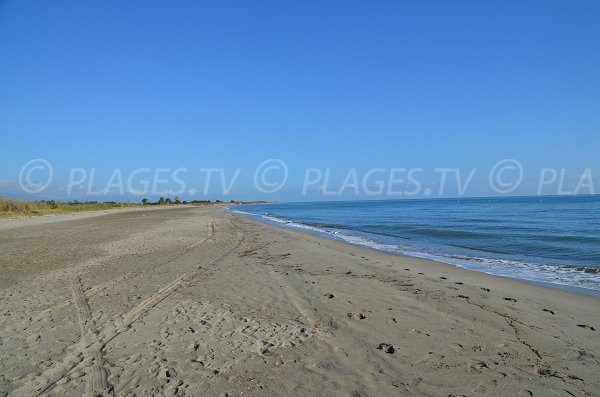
[1,0,599,202]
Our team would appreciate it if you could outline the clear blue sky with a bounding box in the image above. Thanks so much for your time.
[1,1,599,201]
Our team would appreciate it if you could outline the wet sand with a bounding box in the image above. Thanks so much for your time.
[0,206,598,396]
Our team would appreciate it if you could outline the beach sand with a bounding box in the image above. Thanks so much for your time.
[0,206,598,396]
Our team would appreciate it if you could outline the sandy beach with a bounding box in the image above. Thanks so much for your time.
[0,206,598,397]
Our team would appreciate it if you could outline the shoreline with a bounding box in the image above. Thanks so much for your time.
[1,206,598,396]
[230,210,600,303]
[228,206,600,298]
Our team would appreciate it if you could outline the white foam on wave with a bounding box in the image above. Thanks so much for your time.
[402,251,600,292]
[235,210,406,253]
[333,233,403,253]
[227,208,251,215]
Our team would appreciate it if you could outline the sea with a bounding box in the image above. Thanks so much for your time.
[228,195,600,295]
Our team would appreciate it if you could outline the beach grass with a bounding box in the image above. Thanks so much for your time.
[0,198,138,218]
[0,197,260,218]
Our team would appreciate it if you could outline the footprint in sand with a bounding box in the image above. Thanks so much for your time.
[449,343,464,352]
[480,287,491,292]
[347,312,366,320]
[255,340,275,355]
[324,293,335,299]
[468,361,489,373]
[576,324,596,331]
[503,297,517,302]
[542,308,555,315]
[158,367,177,381]
[377,343,395,354]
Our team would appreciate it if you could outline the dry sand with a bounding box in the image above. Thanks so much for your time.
[0,206,598,396]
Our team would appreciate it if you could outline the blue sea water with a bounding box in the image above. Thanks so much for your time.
[229,196,600,294]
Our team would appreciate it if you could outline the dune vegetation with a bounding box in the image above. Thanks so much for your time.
[0,197,255,218]
[0,197,138,218]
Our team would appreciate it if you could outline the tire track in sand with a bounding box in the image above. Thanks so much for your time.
[6,217,218,342]
[71,277,112,397]
[12,218,242,397]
